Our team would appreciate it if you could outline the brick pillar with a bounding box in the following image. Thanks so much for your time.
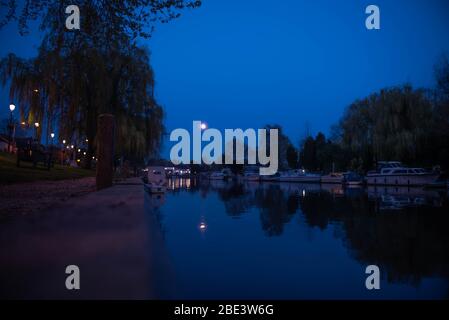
[96,114,115,190]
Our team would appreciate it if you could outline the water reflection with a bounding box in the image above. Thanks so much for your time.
[367,186,445,210]
[146,178,449,298]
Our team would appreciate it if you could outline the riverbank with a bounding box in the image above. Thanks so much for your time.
[0,151,94,185]
[0,177,173,299]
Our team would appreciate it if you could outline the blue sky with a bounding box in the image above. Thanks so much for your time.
[1,0,449,156]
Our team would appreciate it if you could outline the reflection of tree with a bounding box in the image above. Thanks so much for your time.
[254,185,299,236]
[299,189,449,286]
[216,183,254,217]
[195,179,449,286]
[342,208,449,286]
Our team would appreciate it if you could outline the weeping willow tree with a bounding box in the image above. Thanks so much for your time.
[0,0,201,167]
[338,85,434,169]
[0,45,164,167]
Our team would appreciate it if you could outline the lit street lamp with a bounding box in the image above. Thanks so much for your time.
[34,122,39,141]
[7,104,16,153]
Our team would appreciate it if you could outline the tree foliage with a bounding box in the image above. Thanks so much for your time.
[1,0,201,40]
[0,0,201,166]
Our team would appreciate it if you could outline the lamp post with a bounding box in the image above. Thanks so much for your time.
[50,132,55,146]
[61,139,66,165]
[7,104,15,153]
[34,122,39,141]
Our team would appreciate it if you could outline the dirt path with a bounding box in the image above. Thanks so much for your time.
[0,177,96,215]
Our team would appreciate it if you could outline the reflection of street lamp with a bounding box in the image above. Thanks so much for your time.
[7,104,16,153]
[198,218,207,233]
[50,133,55,145]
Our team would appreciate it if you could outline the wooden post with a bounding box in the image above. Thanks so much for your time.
[96,114,115,190]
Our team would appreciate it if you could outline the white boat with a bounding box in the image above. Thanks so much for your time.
[366,161,439,186]
[143,166,167,194]
[343,172,364,186]
[209,168,233,180]
[278,169,321,183]
[259,172,280,182]
[209,171,224,180]
[243,166,260,181]
[321,172,344,184]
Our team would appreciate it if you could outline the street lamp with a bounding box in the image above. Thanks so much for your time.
[7,104,16,152]
[33,122,39,140]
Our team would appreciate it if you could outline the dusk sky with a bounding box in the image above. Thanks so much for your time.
[1,0,449,157]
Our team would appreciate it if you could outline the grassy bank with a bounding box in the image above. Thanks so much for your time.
[0,152,95,184]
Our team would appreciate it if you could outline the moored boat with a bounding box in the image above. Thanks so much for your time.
[343,172,364,186]
[243,166,260,181]
[278,169,321,183]
[259,172,280,182]
[209,168,233,180]
[366,161,439,186]
[321,172,344,184]
[143,166,167,194]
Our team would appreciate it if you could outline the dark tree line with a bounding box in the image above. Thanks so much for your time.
[296,55,449,173]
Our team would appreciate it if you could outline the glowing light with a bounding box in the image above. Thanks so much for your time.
[198,219,207,233]
[70,145,74,149]
[50,133,55,138]
[21,122,26,125]
[62,139,66,144]
[77,148,81,152]
[83,152,86,155]
[34,122,39,128]
[9,104,16,112]
[33,89,39,93]
[200,122,207,130]
[76,159,81,163]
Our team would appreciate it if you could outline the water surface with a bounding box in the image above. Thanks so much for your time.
[146,178,449,299]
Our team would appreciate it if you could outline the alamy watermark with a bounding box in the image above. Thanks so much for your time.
[365,265,380,290]
[65,5,80,30]
[170,121,279,175]
[64,4,380,31]
[65,265,80,290]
